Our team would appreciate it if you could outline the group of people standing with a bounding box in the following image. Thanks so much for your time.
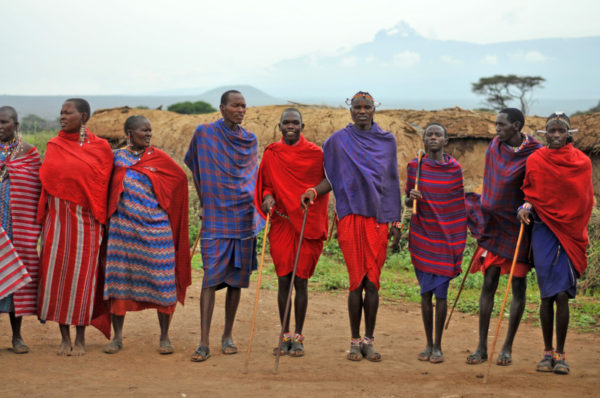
[0,89,593,377]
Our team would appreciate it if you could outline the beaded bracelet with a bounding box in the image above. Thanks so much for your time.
[392,221,402,229]
[306,187,318,200]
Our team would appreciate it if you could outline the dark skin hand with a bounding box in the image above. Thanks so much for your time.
[262,194,275,215]
[517,203,532,225]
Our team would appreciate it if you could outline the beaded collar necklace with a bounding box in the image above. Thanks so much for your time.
[0,135,23,181]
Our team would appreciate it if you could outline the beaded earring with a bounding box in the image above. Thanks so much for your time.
[79,124,86,146]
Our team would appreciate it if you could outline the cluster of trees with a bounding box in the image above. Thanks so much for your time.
[167,101,216,115]
[20,114,59,133]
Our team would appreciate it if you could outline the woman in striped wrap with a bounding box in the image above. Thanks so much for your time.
[37,98,113,356]
[102,115,190,355]
[0,106,42,354]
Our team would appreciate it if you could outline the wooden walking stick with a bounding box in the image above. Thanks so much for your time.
[484,223,525,383]
[244,212,271,373]
[273,208,309,374]
[444,249,478,330]
[327,210,337,242]
[190,229,202,258]
[412,150,426,216]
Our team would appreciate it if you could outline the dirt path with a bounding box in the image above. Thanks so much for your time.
[3,270,599,397]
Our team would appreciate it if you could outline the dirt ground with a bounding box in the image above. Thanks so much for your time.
[2,269,599,398]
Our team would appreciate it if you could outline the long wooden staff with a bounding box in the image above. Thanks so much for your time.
[273,208,309,374]
[243,212,271,373]
[484,223,525,383]
[190,229,202,258]
[444,249,478,330]
[327,211,337,242]
[412,150,425,216]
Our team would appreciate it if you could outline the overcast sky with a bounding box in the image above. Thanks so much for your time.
[3,0,599,95]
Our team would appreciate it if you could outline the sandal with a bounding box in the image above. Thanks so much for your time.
[496,351,512,366]
[12,339,30,354]
[360,337,382,362]
[466,350,488,365]
[429,348,444,364]
[191,345,211,362]
[103,340,123,354]
[221,338,238,355]
[553,352,570,375]
[272,335,292,356]
[158,340,174,355]
[347,338,363,361]
[536,350,554,372]
[289,333,304,357]
[418,347,432,361]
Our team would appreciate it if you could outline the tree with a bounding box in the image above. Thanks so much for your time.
[167,101,216,115]
[472,74,545,115]
[20,114,60,133]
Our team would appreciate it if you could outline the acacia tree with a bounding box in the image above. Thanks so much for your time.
[167,100,216,114]
[472,74,545,115]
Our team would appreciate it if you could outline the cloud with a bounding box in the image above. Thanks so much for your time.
[513,50,548,63]
[481,55,498,64]
[341,56,358,68]
[392,51,421,67]
[441,55,462,65]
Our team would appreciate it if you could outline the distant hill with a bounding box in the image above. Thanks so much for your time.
[0,85,284,120]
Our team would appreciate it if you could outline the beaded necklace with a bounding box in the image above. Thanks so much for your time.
[0,135,22,181]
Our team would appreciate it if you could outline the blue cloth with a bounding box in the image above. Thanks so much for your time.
[104,149,177,306]
[0,151,14,312]
[200,238,257,289]
[414,269,451,299]
[184,119,263,240]
[323,123,401,223]
[532,213,577,299]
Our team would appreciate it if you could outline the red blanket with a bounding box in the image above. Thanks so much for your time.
[108,147,191,304]
[522,144,594,276]
[38,130,113,224]
[255,135,328,240]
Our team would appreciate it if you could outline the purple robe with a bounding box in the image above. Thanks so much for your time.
[323,122,401,223]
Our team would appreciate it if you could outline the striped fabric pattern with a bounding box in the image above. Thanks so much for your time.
[104,150,177,307]
[2,149,42,316]
[38,196,103,326]
[184,119,263,240]
[0,225,29,302]
[406,154,467,277]
[479,135,541,262]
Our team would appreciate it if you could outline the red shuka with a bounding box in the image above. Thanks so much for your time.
[38,130,113,224]
[108,147,191,304]
[255,135,328,240]
[521,143,594,276]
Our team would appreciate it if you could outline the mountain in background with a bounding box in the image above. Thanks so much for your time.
[1,85,284,120]
[3,22,599,119]
[242,22,600,114]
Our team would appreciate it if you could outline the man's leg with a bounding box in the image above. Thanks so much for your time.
[348,279,364,339]
[104,314,125,354]
[363,278,379,339]
[432,297,447,359]
[497,276,527,365]
[293,277,308,334]
[158,312,173,354]
[555,292,570,354]
[467,266,500,363]
[58,324,72,356]
[418,292,433,360]
[72,325,86,356]
[200,287,216,347]
[539,297,555,351]
[222,286,241,354]
[277,274,292,333]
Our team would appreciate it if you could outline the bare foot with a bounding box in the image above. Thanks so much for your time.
[71,343,86,356]
[12,338,30,354]
[103,339,123,354]
[58,342,72,356]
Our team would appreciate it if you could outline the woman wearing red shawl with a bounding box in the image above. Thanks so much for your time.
[37,98,113,356]
[102,115,190,355]
[518,112,593,375]
[256,108,328,357]
[0,106,42,354]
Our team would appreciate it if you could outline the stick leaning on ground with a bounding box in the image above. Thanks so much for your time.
[244,212,271,374]
[190,228,202,258]
[484,223,525,383]
[412,150,426,216]
[444,249,478,330]
[273,208,309,374]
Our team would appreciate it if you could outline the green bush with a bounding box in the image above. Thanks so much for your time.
[167,101,216,115]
